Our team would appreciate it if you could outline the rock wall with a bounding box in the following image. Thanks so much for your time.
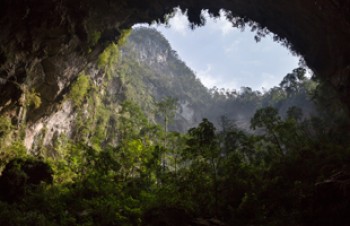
[24,101,76,151]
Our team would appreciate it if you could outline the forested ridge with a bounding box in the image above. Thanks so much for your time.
[0,28,349,225]
[119,28,317,133]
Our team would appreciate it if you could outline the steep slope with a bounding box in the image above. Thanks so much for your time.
[22,35,130,154]
[119,28,211,132]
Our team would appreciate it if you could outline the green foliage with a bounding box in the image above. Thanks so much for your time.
[97,29,131,72]
[3,140,27,157]
[69,73,90,106]
[118,29,132,46]
[25,88,42,109]
[1,28,349,226]
[0,116,12,139]
[118,100,149,141]
[88,31,101,47]
[156,97,177,123]
[156,96,178,147]
[287,106,303,121]
[1,86,350,226]
[0,117,27,165]
[186,118,218,158]
[98,43,119,69]
[250,106,281,131]
[279,67,307,96]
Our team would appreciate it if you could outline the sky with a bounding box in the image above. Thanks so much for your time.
[137,9,302,91]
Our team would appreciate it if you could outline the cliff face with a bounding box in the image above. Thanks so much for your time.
[24,101,75,151]
[120,28,210,132]
[0,0,349,132]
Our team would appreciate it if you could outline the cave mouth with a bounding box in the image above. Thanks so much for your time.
[135,8,311,92]
[0,0,349,118]
[0,2,349,225]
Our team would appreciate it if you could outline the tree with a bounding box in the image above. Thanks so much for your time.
[279,67,306,96]
[251,107,283,153]
[156,97,177,133]
[185,119,221,215]
[156,96,177,147]
[250,107,281,132]
[186,118,218,157]
[287,106,303,121]
[119,101,148,141]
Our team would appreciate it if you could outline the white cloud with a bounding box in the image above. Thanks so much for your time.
[223,80,239,90]
[196,64,239,90]
[201,10,236,37]
[225,40,241,54]
[166,9,189,36]
[146,9,302,91]
[196,64,218,88]
[260,72,279,90]
[217,11,235,36]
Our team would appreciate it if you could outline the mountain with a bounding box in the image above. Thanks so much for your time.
[118,27,211,132]
[118,27,317,132]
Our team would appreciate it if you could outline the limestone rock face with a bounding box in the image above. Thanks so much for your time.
[24,101,76,151]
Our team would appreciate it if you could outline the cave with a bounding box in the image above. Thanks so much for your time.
[0,1,350,224]
[0,0,349,120]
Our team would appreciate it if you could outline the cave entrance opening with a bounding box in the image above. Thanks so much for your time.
[128,8,319,132]
[134,8,312,93]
